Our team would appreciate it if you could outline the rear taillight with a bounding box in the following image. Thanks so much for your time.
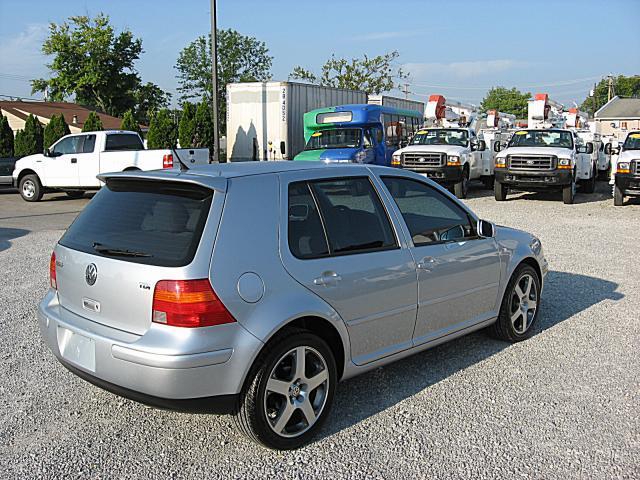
[163,154,173,169]
[152,279,235,328]
[49,251,57,290]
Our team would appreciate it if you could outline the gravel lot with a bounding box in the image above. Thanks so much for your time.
[0,181,638,479]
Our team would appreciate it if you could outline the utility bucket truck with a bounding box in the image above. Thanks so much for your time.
[493,93,598,204]
[392,95,492,198]
[610,131,640,206]
[565,108,610,179]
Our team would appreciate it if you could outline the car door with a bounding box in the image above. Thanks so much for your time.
[76,134,101,187]
[380,175,502,345]
[46,136,81,187]
[280,173,417,366]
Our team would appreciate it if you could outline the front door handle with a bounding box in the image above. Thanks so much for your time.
[70,158,77,164]
[417,256,436,270]
[313,271,342,286]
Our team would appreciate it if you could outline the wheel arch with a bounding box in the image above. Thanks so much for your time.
[17,168,39,184]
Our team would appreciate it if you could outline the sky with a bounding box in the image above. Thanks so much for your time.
[0,0,638,108]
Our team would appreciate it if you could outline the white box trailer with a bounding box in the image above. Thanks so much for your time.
[367,95,425,116]
[226,82,367,161]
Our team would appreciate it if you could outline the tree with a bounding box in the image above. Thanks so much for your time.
[178,102,196,148]
[175,29,273,133]
[133,82,171,125]
[480,87,531,118]
[31,14,142,117]
[289,51,408,94]
[82,111,104,132]
[0,116,14,157]
[14,114,43,157]
[44,114,70,149]
[146,109,177,149]
[120,109,141,135]
[580,75,640,116]
[192,101,214,151]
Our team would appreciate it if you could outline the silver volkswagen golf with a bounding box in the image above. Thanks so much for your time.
[39,162,547,449]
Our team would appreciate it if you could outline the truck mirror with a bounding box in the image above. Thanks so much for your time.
[586,142,594,154]
[478,140,487,151]
[604,143,612,155]
[44,148,50,157]
[280,141,286,157]
[493,142,502,153]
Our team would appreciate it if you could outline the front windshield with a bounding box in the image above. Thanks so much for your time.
[508,130,574,149]
[622,132,640,150]
[305,128,361,150]
[412,129,468,147]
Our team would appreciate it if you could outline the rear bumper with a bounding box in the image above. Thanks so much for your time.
[38,290,263,411]
[402,165,463,185]
[495,168,572,188]
[615,173,640,196]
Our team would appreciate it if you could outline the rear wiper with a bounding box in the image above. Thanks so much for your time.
[93,242,152,258]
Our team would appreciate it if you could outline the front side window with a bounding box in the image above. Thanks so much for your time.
[304,129,361,150]
[412,129,469,147]
[52,136,83,155]
[82,134,96,153]
[381,176,474,245]
[508,130,573,149]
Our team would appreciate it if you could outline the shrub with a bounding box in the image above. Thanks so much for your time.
[82,111,104,132]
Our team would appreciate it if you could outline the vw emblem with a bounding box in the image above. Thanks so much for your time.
[85,263,98,286]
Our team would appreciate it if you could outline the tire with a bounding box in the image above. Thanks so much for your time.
[19,174,43,202]
[488,264,541,342]
[614,183,624,206]
[481,176,494,190]
[581,164,596,193]
[562,177,576,204]
[453,167,469,199]
[233,329,337,450]
[65,190,85,199]
[494,180,508,201]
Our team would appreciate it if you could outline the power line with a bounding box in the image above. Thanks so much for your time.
[408,75,605,91]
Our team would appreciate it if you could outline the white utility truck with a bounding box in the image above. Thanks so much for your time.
[392,94,491,198]
[226,82,366,161]
[565,107,610,179]
[13,130,209,202]
[494,93,597,204]
[610,130,640,206]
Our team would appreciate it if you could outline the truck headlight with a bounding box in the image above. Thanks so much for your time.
[392,153,401,166]
[495,157,506,167]
[447,155,461,166]
[617,162,630,173]
[557,158,572,169]
[353,150,366,163]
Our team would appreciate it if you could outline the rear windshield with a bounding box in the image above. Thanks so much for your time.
[105,134,144,151]
[60,180,213,267]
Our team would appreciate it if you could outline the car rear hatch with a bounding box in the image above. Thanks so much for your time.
[54,171,226,335]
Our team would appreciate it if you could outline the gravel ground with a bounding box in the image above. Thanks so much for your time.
[0,182,638,479]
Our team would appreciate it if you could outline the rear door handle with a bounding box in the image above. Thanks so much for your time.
[71,158,77,163]
[417,256,436,270]
[313,271,342,286]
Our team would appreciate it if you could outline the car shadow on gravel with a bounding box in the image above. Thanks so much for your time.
[509,181,612,205]
[320,270,623,440]
[0,227,29,252]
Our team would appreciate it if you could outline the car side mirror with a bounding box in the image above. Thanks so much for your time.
[477,219,495,238]
[493,142,502,153]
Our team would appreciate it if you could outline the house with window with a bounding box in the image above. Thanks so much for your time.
[594,96,640,140]
[0,100,123,134]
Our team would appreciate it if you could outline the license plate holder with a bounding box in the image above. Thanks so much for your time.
[57,326,96,372]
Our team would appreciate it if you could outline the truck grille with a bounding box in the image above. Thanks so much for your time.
[508,155,556,171]
[634,160,640,175]
[402,152,445,168]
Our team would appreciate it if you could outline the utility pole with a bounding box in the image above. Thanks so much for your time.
[592,83,596,113]
[402,83,411,100]
[210,0,220,162]
[607,75,614,103]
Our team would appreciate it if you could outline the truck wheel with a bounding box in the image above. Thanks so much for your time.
[488,264,541,342]
[233,329,336,450]
[19,174,43,202]
[494,180,508,201]
[453,167,469,199]
[582,165,596,194]
[562,178,576,204]
[614,183,624,206]
[65,191,85,199]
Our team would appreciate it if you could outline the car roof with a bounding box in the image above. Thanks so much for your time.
[187,161,371,178]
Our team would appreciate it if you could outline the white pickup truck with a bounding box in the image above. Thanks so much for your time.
[493,128,596,204]
[13,130,209,201]
[391,127,491,198]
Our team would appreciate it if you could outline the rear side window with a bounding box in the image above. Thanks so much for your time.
[287,177,397,259]
[381,176,474,245]
[105,134,144,151]
[60,180,213,267]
